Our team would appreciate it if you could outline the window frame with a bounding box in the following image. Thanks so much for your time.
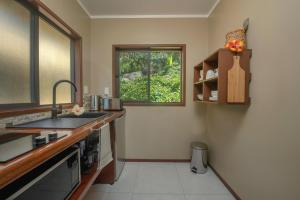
[0,0,83,118]
[112,44,186,107]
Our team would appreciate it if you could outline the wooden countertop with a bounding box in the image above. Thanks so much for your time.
[0,110,125,189]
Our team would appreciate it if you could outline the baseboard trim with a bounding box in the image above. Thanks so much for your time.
[209,164,242,200]
[125,159,191,163]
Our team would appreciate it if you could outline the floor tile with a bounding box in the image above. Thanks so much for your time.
[110,162,139,193]
[84,191,106,200]
[185,194,235,200]
[90,162,139,193]
[89,184,113,193]
[176,163,229,195]
[132,194,185,200]
[84,162,232,200]
[84,192,132,200]
[134,163,184,194]
[102,193,132,200]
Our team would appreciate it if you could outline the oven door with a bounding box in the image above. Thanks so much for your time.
[2,147,81,200]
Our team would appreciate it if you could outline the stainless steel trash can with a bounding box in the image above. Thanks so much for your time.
[191,142,208,174]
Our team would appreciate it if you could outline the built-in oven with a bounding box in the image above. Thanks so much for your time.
[1,147,81,200]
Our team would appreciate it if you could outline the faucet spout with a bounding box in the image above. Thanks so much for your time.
[52,80,78,119]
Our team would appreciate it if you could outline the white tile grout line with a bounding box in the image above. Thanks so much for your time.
[174,163,189,200]
[131,162,140,198]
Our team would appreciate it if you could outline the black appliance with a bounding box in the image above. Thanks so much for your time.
[0,131,68,163]
[78,129,101,173]
[1,147,81,200]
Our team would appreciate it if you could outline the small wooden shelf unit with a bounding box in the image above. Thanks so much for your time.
[193,48,252,104]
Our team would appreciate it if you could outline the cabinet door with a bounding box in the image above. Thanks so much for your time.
[115,114,126,160]
[100,123,113,170]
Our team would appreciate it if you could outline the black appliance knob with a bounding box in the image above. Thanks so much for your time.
[48,132,58,141]
[35,136,47,147]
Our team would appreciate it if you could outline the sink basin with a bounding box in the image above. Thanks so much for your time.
[10,118,97,129]
[60,112,109,119]
[59,112,109,118]
[9,112,110,129]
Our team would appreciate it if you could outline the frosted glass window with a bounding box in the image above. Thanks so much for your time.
[39,19,72,105]
[0,1,31,104]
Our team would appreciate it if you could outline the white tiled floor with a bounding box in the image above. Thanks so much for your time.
[84,162,235,200]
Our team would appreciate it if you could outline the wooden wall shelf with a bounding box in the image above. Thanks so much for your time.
[194,77,218,85]
[195,100,218,104]
[193,48,252,104]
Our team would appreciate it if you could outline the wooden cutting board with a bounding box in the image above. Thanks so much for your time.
[227,56,246,103]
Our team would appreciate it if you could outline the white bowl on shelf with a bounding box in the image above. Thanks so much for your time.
[209,96,218,101]
[197,94,203,100]
[211,91,218,97]
[206,70,215,79]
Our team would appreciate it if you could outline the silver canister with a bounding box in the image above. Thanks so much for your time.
[90,95,101,111]
[102,98,123,111]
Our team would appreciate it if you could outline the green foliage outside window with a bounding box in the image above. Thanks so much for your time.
[118,49,182,103]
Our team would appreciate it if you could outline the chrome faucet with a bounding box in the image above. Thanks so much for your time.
[52,80,78,119]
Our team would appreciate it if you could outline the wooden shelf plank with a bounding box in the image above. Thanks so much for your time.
[194,64,203,69]
[194,100,218,104]
[204,77,218,83]
[194,77,218,85]
[204,48,221,62]
[194,81,203,85]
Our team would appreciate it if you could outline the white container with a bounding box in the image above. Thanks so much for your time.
[209,96,218,101]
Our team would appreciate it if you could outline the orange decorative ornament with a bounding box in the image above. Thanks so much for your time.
[225,28,247,53]
[225,39,245,53]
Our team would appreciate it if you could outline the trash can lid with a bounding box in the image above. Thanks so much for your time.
[191,142,208,150]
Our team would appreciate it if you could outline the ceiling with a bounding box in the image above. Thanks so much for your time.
[77,0,220,18]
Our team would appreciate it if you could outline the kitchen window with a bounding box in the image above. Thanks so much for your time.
[0,0,32,105]
[39,18,74,105]
[0,0,82,116]
[113,45,186,106]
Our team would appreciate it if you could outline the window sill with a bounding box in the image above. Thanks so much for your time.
[123,102,186,107]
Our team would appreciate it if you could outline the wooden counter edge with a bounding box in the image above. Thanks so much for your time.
[0,110,125,189]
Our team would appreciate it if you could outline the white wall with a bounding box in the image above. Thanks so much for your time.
[207,0,300,199]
